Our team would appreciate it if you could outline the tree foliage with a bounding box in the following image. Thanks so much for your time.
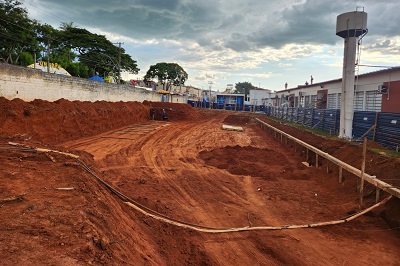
[235,81,255,95]
[0,0,139,80]
[0,0,39,64]
[144,62,188,91]
[59,27,139,78]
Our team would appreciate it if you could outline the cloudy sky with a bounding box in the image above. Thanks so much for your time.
[21,0,400,91]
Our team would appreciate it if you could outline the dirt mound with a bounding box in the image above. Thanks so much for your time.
[0,97,150,145]
[223,114,256,125]
[0,97,208,146]
[0,148,172,265]
[199,145,296,180]
[143,100,205,121]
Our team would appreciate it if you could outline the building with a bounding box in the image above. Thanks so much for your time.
[274,67,400,112]
[249,88,275,106]
[216,93,245,109]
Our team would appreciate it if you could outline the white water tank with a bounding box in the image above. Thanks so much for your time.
[336,10,368,139]
[336,11,368,39]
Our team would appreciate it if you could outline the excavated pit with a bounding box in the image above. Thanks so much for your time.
[0,98,399,265]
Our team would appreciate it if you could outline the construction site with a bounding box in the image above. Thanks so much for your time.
[0,97,399,265]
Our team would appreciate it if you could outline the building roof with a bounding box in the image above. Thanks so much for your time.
[216,93,245,96]
[251,87,272,92]
[276,66,400,93]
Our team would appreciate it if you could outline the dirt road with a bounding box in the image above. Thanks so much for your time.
[0,97,399,265]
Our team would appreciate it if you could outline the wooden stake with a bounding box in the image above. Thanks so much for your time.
[316,154,319,167]
[376,188,380,203]
[360,138,367,208]
[254,118,400,200]
[339,166,343,183]
[373,112,378,141]
[306,149,309,161]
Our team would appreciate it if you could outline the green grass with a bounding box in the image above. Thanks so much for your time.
[368,147,400,158]
[266,116,334,139]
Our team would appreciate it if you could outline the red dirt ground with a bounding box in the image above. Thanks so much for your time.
[0,96,399,265]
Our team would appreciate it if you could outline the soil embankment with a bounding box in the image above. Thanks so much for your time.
[0,97,399,265]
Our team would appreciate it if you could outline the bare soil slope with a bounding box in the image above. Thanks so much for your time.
[0,97,399,265]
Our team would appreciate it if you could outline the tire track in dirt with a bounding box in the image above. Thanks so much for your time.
[62,113,400,266]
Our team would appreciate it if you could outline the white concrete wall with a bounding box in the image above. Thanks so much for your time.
[250,89,273,106]
[274,68,400,110]
[0,63,191,103]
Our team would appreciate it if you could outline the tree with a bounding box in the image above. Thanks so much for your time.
[0,2,140,79]
[235,81,255,95]
[0,0,39,64]
[59,27,139,78]
[34,23,61,65]
[144,62,188,91]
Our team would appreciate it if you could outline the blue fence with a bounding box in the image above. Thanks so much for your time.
[188,100,265,112]
[375,113,400,150]
[266,107,399,149]
[265,106,340,135]
[188,101,400,150]
[352,111,376,140]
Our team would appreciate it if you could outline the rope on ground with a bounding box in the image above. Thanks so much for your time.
[4,143,394,233]
[75,156,394,233]
[124,196,392,233]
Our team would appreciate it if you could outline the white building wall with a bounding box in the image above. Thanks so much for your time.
[274,69,400,111]
[0,64,192,103]
[249,89,273,106]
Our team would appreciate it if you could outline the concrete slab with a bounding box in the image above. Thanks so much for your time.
[222,125,244,132]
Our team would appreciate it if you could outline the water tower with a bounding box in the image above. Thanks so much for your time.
[336,10,367,138]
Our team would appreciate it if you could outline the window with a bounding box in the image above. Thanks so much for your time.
[304,96,310,107]
[354,91,364,111]
[310,95,317,108]
[327,93,337,109]
[366,91,382,112]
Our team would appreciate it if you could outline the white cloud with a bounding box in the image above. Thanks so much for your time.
[21,0,400,90]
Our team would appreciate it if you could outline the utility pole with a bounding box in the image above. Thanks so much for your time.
[47,42,50,73]
[208,81,213,109]
[179,73,182,93]
[113,42,124,83]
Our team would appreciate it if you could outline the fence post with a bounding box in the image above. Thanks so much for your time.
[297,107,300,123]
[311,109,315,128]
[372,112,378,141]
[334,109,339,134]
[359,138,367,208]
[376,188,380,203]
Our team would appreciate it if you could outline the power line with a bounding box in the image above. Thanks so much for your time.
[356,64,395,69]
[0,17,61,45]
[22,1,80,28]
[0,3,147,76]
[20,1,152,73]
[0,15,128,69]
